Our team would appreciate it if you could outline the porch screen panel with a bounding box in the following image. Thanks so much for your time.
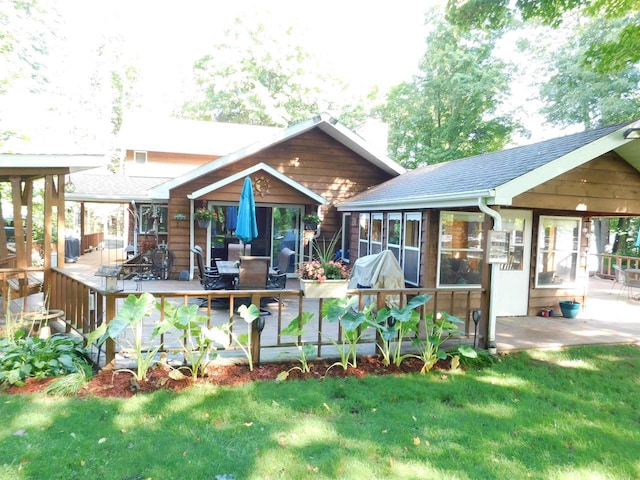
[359,213,370,258]
[536,216,580,287]
[371,213,383,255]
[387,213,402,263]
[438,211,484,287]
[403,212,421,286]
[340,213,352,262]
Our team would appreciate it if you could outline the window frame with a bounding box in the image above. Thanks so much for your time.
[387,212,402,264]
[535,215,581,288]
[402,212,422,286]
[358,213,370,258]
[437,211,484,288]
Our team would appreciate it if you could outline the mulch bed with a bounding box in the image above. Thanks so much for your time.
[2,356,452,398]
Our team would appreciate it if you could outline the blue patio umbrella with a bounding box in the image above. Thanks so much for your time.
[236,177,258,252]
[225,205,237,232]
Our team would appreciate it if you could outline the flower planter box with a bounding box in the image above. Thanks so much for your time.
[299,279,348,298]
[197,220,210,229]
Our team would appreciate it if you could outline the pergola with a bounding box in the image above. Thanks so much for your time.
[0,154,105,278]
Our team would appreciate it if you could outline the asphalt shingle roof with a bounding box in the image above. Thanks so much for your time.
[343,122,632,206]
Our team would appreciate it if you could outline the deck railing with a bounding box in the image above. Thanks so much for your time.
[9,268,483,367]
[592,253,640,278]
[0,266,45,313]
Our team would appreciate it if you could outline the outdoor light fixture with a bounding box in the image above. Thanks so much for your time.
[623,127,640,139]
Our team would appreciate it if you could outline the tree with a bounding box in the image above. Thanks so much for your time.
[538,17,640,130]
[445,0,640,74]
[180,15,369,129]
[0,0,52,145]
[378,19,519,168]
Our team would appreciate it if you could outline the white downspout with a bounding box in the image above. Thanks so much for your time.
[478,197,502,355]
[189,198,195,280]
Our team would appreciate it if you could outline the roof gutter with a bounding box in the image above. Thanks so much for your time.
[337,189,496,211]
[477,197,502,355]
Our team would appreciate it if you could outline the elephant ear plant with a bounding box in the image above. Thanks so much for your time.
[411,311,477,374]
[277,312,317,382]
[372,293,431,367]
[88,293,167,383]
[156,302,221,381]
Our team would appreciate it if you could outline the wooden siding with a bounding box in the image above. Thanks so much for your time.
[512,153,640,216]
[167,129,397,273]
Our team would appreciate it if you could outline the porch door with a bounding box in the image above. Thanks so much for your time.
[494,210,532,316]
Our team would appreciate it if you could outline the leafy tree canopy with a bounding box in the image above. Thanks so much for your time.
[180,15,370,129]
[538,16,640,129]
[446,0,640,73]
[377,19,520,168]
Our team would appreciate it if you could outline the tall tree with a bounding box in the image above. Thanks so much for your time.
[180,15,368,129]
[378,19,519,168]
[538,17,640,130]
[0,0,52,145]
[445,0,640,74]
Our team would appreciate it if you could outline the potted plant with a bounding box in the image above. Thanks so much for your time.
[297,231,349,298]
[194,207,216,228]
[303,213,321,231]
[559,299,581,318]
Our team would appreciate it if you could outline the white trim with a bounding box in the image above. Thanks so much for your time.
[188,162,329,205]
[0,153,106,171]
[149,113,404,198]
[337,189,496,211]
[495,128,638,201]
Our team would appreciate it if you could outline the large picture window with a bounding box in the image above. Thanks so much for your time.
[438,211,484,287]
[536,216,580,287]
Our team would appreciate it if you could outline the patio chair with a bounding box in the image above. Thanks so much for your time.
[192,246,230,291]
[236,256,271,315]
[228,243,250,263]
[273,247,295,275]
[610,264,640,299]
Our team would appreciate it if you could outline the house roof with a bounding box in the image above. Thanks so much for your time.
[338,119,640,211]
[0,154,107,182]
[118,115,281,156]
[65,172,170,202]
[148,113,405,199]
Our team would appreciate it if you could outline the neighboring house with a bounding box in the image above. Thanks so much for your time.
[337,119,640,349]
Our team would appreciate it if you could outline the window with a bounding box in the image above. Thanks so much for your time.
[140,204,168,234]
[438,211,484,287]
[358,213,370,258]
[501,216,526,271]
[340,213,351,262]
[403,212,422,286]
[371,213,383,255]
[536,216,580,287]
[134,151,147,164]
[387,213,402,263]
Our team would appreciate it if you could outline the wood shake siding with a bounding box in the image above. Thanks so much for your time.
[513,153,640,216]
[167,129,396,273]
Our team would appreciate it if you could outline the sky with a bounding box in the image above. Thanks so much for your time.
[60,1,432,113]
[2,0,564,152]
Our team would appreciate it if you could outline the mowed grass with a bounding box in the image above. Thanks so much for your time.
[0,344,638,480]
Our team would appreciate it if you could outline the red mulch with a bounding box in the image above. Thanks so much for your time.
[2,356,452,398]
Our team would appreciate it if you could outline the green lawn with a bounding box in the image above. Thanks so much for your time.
[0,345,638,480]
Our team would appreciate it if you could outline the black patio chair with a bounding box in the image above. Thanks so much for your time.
[192,246,232,307]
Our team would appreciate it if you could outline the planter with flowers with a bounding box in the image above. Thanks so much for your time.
[297,231,349,298]
[194,208,217,228]
[303,213,321,231]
